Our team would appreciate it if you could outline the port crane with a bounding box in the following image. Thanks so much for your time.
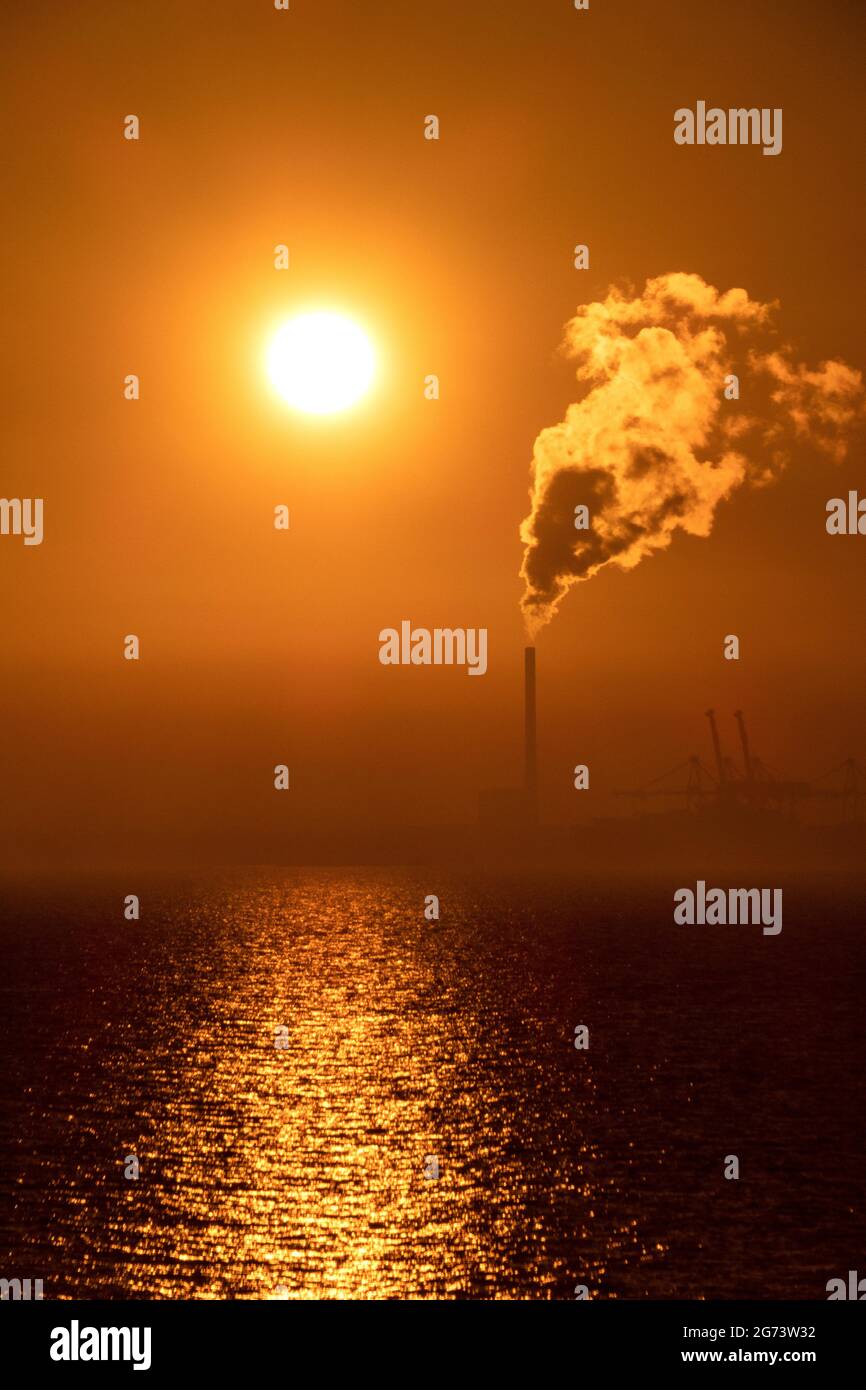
[615,711,862,819]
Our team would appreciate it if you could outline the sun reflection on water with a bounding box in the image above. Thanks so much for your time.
[5,871,676,1299]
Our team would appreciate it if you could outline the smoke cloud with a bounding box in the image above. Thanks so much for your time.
[519,273,864,633]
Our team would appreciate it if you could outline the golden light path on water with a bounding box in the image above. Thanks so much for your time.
[0,870,691,1298]
[111,873,632,1300]
[26,865,866,1298]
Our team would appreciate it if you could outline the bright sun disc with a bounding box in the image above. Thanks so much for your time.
[267,312,376,414]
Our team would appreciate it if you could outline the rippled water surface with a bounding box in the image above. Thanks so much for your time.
[1,869,864,1299]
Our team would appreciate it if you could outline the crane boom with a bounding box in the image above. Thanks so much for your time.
[734,709,754,780]
[705,709,726,786]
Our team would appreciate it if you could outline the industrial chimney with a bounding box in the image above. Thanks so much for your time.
[524,646,537,817]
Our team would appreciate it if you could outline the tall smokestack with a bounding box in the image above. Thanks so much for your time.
[524,646,537,814]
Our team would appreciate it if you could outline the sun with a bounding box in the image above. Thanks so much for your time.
[266,311,376,415]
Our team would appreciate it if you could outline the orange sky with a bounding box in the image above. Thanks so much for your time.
[1,0,864,865]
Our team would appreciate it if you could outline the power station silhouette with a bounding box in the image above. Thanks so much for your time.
[477,649,866,855]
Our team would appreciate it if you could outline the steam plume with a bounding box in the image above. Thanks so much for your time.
[519,273,863,633]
